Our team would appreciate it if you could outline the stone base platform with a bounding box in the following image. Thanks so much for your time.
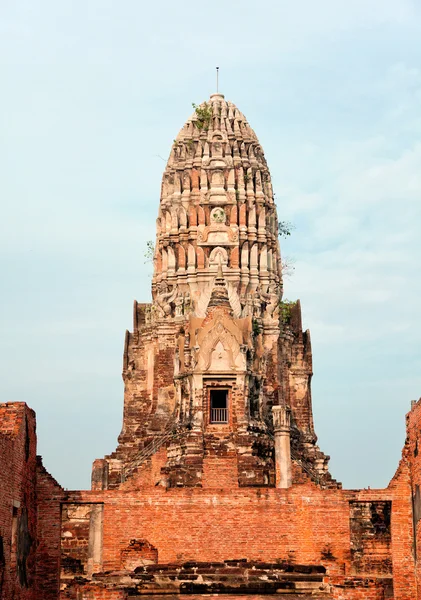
[60,560,388,599]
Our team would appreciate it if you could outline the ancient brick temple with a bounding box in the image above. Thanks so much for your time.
[1,94,421,600]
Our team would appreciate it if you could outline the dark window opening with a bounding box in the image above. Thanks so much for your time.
[210,389,228,423]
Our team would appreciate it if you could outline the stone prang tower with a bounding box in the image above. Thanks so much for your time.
[92,93,338,491]
[2,92,419,600]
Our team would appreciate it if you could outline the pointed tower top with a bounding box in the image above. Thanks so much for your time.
[154,94,283,318]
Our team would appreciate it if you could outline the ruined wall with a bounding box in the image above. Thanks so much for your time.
[0,402,416,600]
[59,481,421,599]
[35,459,65,600]
[330,578,386,599]
[0,403,37,600]
[60,501,104,588]
[283,301,315,438]
[61,590,385,600]
[58,486,397,578]
[349,501,392,575]
[394,397,421,598]
[60,503,91,583]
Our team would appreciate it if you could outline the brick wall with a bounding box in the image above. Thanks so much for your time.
[59,484,416,598]
[60,486,364,573]
[0,402,37,600]
[330,577,385,599]
[35,459,65,600]
[2,401,419,600]
[202,454,239,487]
[61,503,93,583]
[61,586,127,600]
[394,397,421,599]
[349,501,392,575]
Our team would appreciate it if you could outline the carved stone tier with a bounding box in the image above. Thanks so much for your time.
[152,93,283,324]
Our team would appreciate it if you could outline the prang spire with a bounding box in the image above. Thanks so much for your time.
[93,93,337,494]
[153,94,283,321]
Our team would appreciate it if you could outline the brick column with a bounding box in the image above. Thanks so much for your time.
[273,405,292,489]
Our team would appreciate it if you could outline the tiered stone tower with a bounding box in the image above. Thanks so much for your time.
[92,93,338,491]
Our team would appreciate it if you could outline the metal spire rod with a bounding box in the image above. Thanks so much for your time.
[216,66,219,93]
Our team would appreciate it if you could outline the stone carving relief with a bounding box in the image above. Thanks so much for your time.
[197,217,238,247]
[183,292,191,314]
[190,271,241,319]
[144,305,153,325]
[209,247,228,268]
[261,284,281,320]
[194,282,214,318]
[226,281,242,318]
[210,207,226,224]
[241,294,255,318]
[210,133,224,161]
[175,296,184,318]
[175,292,192,319]
[155,283,178,317]
[240,285,280,321]
[253,293,263,319]
[210,340,231,371]
[197,321,243,372]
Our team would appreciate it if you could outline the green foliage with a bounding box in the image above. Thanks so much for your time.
[252,318,262,337]
[278,220,295,239]
[279,299,296,324]
[144,240,155,264]
[192,102,213,131]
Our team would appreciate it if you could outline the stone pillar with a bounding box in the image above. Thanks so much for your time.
[87,504,104,577]
[272,405,292,489]
[91,459,109,491]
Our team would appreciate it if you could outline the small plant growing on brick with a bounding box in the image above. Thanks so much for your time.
[279,300,296,324]
[252,319,261,337]
[192,102,213,131]
[144,240,155,264]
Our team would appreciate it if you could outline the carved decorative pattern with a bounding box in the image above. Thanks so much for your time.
[197,321,242,372]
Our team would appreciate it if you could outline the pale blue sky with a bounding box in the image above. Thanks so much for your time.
[1,0,420,490]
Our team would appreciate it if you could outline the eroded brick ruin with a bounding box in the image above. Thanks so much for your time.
[1,93,420,599]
